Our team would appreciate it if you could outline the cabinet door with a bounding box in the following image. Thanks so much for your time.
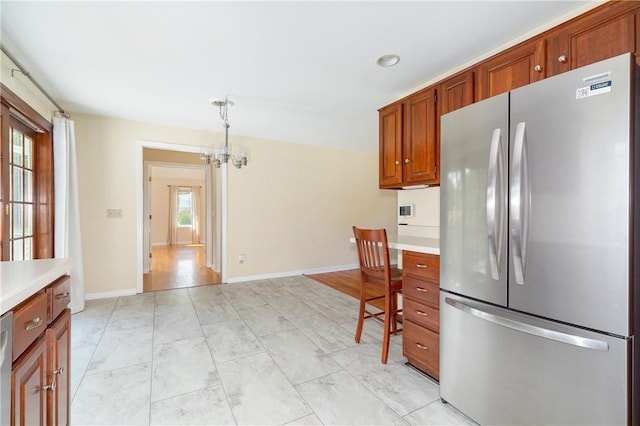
[547,3,640,76]
[440,71,475,115]
[12,335,47,426]
[47,309,70,426]
[404,87,438,185]
[477,39,546,100]
[379,103,403,187]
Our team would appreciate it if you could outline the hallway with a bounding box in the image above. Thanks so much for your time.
[143,244,221,292]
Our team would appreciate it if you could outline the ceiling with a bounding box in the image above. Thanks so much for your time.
[1,1,594,153]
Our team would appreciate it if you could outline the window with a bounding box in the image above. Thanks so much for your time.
[177,189,193,226]
[9,122,35,260]
[1,84,54,261]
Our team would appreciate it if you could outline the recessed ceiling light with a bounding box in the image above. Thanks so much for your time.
[377,54,400,67]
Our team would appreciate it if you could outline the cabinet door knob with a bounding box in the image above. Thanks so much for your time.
[53,367,64,375]
[43,380,57,392]
[395,160,400,165]
[533,65,542,72]
[404,159,410,163]
[558,55,567,63]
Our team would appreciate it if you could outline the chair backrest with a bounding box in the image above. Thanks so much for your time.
[352,226,391,282]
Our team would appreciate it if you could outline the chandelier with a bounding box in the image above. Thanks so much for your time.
[203,96,248,169]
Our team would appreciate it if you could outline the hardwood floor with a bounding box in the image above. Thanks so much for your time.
[143,244,221,292]
[306,269,385,309]
[143,247,380,308]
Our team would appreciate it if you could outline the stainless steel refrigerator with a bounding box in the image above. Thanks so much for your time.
[439,53,638,425]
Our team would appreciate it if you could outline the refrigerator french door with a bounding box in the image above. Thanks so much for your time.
[439,53,638,425]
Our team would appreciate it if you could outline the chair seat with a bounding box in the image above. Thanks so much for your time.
[364,267,403,288]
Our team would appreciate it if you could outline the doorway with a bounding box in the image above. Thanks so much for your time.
[136,141,223,294]
[143,163,221,291]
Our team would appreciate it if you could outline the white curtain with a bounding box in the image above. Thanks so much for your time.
[167,185,178,245]
[191,186,201,243]
[53,116,85,314]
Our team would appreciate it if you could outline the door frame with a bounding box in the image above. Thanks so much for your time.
[136,140,221,294]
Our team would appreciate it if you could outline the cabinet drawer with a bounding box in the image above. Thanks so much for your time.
[403,320,439,380]
[403,276,439,307]
[47,275,71,323]
[12,292,48,362]
[403,251,439,281]
[403,297,439,333]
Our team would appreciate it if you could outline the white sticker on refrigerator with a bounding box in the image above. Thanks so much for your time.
[576,80,612,99]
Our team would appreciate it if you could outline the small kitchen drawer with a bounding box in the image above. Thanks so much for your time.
[12,292,48,362]
[403,297,439,332]
[47,275,71,323]
[403,276,439,307]
[403,251,439,281]
[403,320,439,380]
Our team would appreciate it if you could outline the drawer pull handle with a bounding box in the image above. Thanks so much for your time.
[415,287,428,293]
[415,264,428,269]
[43,380,57,392]
[25,317,43,331]
[55,292,70,300]
[416,343,429,350]
[416,310,429,317]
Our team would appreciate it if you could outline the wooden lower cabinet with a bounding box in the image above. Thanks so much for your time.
[47,309,71,426]
[12,335,48,426]
[403,320,439,378]
[402,251,440,380]
[10,276,71,426]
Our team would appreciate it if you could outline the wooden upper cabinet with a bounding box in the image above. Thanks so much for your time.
[477,39,546,101]
[379,102,403,187]
[440,70,475,116]
[404,87,438,185]
[546,2,640,76]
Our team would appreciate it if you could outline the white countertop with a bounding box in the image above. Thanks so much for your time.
[0,258,74,315]
[350,235,440,255]
[388,235,439,255]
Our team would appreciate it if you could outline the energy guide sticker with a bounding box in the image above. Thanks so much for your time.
[577,74,612,99]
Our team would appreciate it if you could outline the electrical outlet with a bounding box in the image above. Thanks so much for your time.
[107,209,122,219]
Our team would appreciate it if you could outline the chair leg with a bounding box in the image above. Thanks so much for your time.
[381,292,391,364]
[355,276,366,344]
[390,292,398,334]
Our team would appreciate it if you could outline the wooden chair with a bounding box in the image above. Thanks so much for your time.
[352,226,403,363]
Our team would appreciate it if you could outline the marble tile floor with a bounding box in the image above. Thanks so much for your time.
[71,275,476,425]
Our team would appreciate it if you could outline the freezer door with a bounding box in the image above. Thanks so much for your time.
[440,292,629,425]
[440,93,508,306]
[508,53,633,336]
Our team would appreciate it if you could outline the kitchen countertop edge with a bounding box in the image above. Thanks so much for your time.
[349,235,440,255]
[0,258,75,315]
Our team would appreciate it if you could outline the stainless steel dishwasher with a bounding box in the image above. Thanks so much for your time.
[0,311,12,426]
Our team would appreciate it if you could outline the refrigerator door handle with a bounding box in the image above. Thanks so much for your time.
[486,128,505,280]
[511,122,529,285]
[444,297,609,351]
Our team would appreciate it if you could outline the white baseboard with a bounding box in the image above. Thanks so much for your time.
[85,288,138,300]
[226,263,359,284]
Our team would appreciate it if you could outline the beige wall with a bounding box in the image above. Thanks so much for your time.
[73,113,396,295]
[226,133,396,279]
